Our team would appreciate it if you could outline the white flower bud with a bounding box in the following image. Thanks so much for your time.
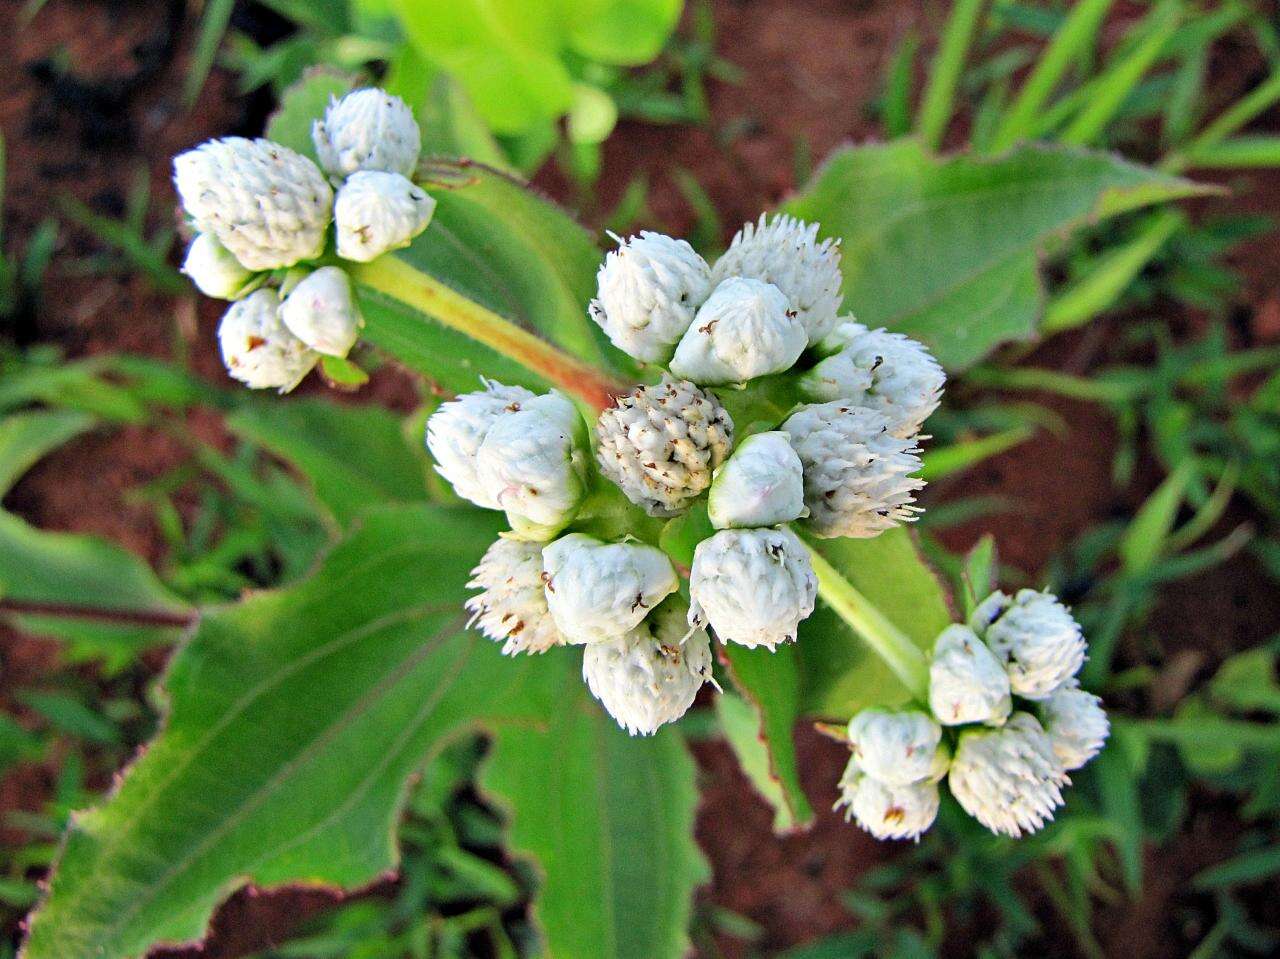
[846,708,948,786]
[173,137,332,271]
[583,599,714,736]
[312,88,421,181]
[334,170,435,262]
[596,376,734,516]
[834,759,939,841]
[465,538,566,655]
[669,277,807,385]
[475,391,589,541]
[1040,681,1109,771]
[279,266,362,357]
[948,712,1068,838]
[781,402,924,538]
[707,431,805,529]
[928,624,1012,727]
[589,231,712,364]
[425,381,537,510]
[972,590,1086,700]
[541,533,679,643]
[688,526,816,650]
[182,233,254,300]
[217,289,317,392]
[711,214,843,345]
[801,321,946,438]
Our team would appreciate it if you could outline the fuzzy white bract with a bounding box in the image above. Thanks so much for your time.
[802,321,946,438]
[835,760,940,841]
[928,624,1012,727]
[279,266,362,357]
[688,526,816,650]
[782,402,924,538]
[217,288,317,392]
[712,214,843,345]
[595,376,734,516]
[334,170,436,262]
[475,391,589,540]
[313,88,421,181]
[583,599,713,735]
[1040,681,1109,770]
[847,708,947,786]
[182,234,254,300]
[669,277,807,385]
[589,232,712,364]
[542,534,679,643]
[972,590,1086,699]
[425,381,537,510]
[948,712,1068,837]
[465,538,565,655]
[174,137,333,271]
[707,431,806,529]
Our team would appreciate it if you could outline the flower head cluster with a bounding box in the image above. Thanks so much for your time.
[174,88,435,392]
[837,589,1107,842]
[834,709,948,840]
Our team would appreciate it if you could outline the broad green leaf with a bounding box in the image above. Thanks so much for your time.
[0,409,95,497]
[799,529,953,719]
[565,0,683,65]
[23,505,704,959]
[226,398,429,526]
[784,140,1210,369]
[716,686,812,833]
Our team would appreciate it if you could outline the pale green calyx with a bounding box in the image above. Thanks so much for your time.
[216,288,317,392]
[313,88,421,182]
[707,431,806,529]
[541,533,680,643]
[669,277,807,385]
[334,170,435,262]
[279,266,362,357]
[182,233,255,300]
[928,624,1012,727]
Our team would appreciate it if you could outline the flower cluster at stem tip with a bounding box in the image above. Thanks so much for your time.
[173,88,434,391]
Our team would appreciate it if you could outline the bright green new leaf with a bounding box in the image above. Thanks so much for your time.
[785,140,1210,369]
[564,0,683,65]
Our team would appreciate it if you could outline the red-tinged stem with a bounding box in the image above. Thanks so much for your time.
[0,599,196,630]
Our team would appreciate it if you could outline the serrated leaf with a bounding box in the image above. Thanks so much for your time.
[784,140,1212,369]
[23,505,704,959]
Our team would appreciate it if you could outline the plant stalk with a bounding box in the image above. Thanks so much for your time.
[0,599,196,629]
[350,255,625,411]
[804,543,931,702]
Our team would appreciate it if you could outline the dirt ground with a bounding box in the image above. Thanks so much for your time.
[3,1,1280,957]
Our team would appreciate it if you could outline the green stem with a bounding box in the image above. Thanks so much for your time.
[350,255,626,411]
[804,543,931,702]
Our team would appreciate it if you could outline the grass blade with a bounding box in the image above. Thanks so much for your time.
[1180,135,1280,169]
[1166,71,1280,171]
[917,0,985,151]
[183,0,235,109]
[882,30,920,139]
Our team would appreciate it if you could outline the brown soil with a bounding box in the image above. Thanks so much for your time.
[3,1,1280,958]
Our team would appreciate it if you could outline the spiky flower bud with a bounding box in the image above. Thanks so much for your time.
[583,598,714,736]
[781,402,924,538]
[801,321,946,438]
[313,88,421,181]
[707,431,805,529]
[846,708,948,787]
[688,526,816,650]
[1039,681,1109,771]
[669,277,807,385]
[948,712,1068,837]
[711,214,843,344]
[173,137,333,271]
[928,624,1012,727]
[835,760,940,841]
[334,171,435,262]
[971,590,1086,700]
[182,233,255,300]
[596,376,734,516]
[475,391,590,540]
[465,538,565,655]
[217,288,316,392]
[541,533,679,643]
[589,231,712,364]
[279,266,362,357]
[425,381,537,510]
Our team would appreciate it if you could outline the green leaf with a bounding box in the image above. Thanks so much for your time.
[785,140,1209,369]
[23,505,704,959]
[227,398,429,526]
[799,529,953,718]
[0,408,95,497]
[265,69,357,161]
[1118,459,1194,573]
[565,0,683,66]
[916,0,984,151]
[359,159,629,392]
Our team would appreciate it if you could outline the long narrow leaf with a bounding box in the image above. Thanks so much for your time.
[917,0,985,151]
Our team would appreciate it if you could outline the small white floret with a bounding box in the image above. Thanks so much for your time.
[313,88,421,181]
[425,381,537,510]
[928,624,1013,727]
[846,708,948,786]
[669,277,807,385]
[279,266,362,357]
[465,538,566,655]
[182,233,254,300]
[972,589,1086,699]
[216,288,317,392]
[834,759,940,841]
[1040,681,1109,770]
[334,170,435,262]
[707,431,806,529]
